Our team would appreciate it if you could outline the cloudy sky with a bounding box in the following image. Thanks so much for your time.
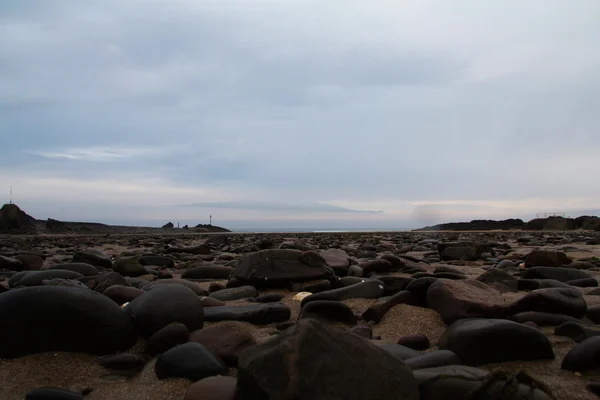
[1,0,599,230]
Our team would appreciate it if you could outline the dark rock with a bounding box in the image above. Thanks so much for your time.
[209,283,226,293]
[15,254,43,271]
[182,265,234,280]
[299,300,357,324]
[476,269,518,292]
[440,247,478,261]
[509,287,587,318]
[138,255,174,268]
[209,285,257,301]
[555,322,600,343]
[300,279,384,307]
[567,277,598,287]
[0,286,137,358]
[91,272,130,293]
[42,278,90,289]
[25,388,84,400]
[426,279,509,324]
[525,250,572,267]
[586,304,600,323]
[509,312,581,326]
[562,336,600,372]
[517,279,571,291]
[72,250,112,269]
[200,297,226,308]
[371,275,413,295]
[320,248,350,275]
[404,350,460,370]
[237,319,420,400]
[397,333,430,350]
[347,264,363,277]
[289,279,331,293]
[433,265,463,274]
[495,259,516,269]
[9,270,84,287]
[155,342,227,381]
[439,318,554,366]
[145,323,190,356]
[165,244,211,255]
[0,255,23,271]
[406,277,438,306]
[233,249,334,288]
[113,257,150,277]
[334,276,365,287]
[380,254,407,270]
[125,284,204,339]
[523,266,590,282]
[203,303,291,324]
[189,321,257,367]
[254,294,284,303]
[48,262,99,276]
[362,290,416,323]
[144,279,207,296]
[103,285,145,305]
[433,272,467,280]
[184,376,238,400]
[375,342,421,360]
[567,261,596,269]
[96,353,147,370]
[359,259,393,276]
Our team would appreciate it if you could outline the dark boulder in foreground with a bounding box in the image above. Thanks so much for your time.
[0,286,137,358]
[233,249,334,288]
[438,318,554,366]
[125,284,204,339]
[237,319,420,400]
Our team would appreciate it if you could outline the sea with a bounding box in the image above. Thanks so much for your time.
[229,228,412,233]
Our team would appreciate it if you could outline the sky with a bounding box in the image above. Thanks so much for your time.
[1,0,600,230]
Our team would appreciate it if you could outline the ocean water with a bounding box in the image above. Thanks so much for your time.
[230,228,412,233]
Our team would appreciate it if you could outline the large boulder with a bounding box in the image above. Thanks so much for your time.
[237,319,420,400]
[0,286,137,358]
[426,279,509,324]
[438,318,554,366]
[124,284,204,339]
[524,250,572,267]
[320,248,350,274]
[233,249,334,288]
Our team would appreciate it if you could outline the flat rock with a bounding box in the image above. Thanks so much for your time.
[209,285,257,301]
[203,303,291,324]
[144,279,207,296]
[9,270,84,287]
[125,284,204,339]
[96,353,147,371]
[525,250,572,267]
[234,249,334,288]
[426,279,509,324]
[189,321,257,367]
[299,300,358,324]
[182,265,234,280]
[476,269,518,292]
[375,342,421,360]
[0,286,137,358]
[404,350,460,370]
[440,246,478,261]
[155,342,227,381]
[438,318,554,366]
[555,321,600,343]
[509,287,587,318]
[300,279,384,307]
[139,255,175,268]
[397,333,430,350]
[509,311,581,326]
[320,248,350,273]
[523,266,590,282]
[73,249,112,269]
[237,319,420,400]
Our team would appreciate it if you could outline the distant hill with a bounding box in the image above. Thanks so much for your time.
[416,216,600,231]
[0,203,231,235]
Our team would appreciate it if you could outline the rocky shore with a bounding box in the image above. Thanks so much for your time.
[2,230,600,399]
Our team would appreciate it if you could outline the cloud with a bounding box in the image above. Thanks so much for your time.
[1,0,599,228]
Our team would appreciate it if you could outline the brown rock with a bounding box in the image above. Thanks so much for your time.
[525,250,572,268]
[189,321,257,367]
[426,279,509,324]
[16,254,44,271]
